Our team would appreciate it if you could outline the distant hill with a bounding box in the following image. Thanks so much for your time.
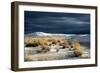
[25,32,77,38]
[25,32,67,37]
[25,32,90,42]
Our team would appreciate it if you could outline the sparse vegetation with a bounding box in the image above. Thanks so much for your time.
[24,36,87,61]
[25,36,70,52]
[25,37,82,56]
[25,39,40,47]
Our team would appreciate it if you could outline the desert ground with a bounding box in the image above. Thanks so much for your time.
[24,46,90,61]
[24,36,90,61]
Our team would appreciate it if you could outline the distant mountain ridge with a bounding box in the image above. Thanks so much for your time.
[25,32,75,37]
[25,32,90,42]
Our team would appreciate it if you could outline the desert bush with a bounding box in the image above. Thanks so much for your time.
[25,40,40,47]
[41,45,50,53]
[71,39,83,57]
[73,49,82,57]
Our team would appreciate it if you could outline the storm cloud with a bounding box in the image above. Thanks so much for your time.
[24,11,90,34]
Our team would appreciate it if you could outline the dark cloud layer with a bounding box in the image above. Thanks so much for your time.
[24,11,90,34]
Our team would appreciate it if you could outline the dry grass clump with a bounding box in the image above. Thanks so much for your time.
[71,39,82,57]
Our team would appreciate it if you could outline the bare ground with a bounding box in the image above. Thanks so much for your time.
[24,46,90,61]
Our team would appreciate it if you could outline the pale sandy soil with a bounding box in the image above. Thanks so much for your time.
[24,45,90,61]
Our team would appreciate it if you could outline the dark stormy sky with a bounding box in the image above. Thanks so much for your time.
[24,11,90,34]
